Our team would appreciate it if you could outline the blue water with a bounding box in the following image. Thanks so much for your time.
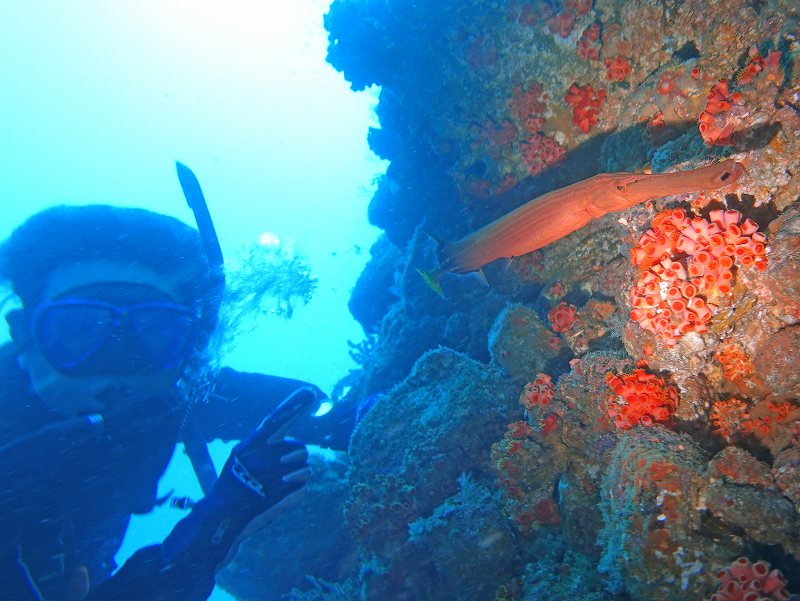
[0,2,385,599]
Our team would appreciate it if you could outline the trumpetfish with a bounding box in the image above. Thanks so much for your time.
[419,159,745,297]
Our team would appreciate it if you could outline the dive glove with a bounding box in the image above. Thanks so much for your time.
[162,385,317,570]
[84,387,317,601]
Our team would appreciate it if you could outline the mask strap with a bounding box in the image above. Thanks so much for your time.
[6,309,32,352]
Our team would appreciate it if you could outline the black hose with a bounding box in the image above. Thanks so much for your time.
[0,414,103,460]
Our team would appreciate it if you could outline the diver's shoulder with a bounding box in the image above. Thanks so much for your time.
[215,366,324,399]
[0,343,51,441]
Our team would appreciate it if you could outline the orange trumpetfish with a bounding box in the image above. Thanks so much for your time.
[419,160,745,296]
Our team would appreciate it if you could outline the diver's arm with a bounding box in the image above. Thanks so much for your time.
[81,544,214,601]
[190,367,325,441]
[193,368,357,449]
[85,388,315,601]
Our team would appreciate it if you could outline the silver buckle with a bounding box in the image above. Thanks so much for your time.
[230,456,266,498]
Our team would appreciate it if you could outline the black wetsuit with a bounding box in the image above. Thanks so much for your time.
[0,343,354,601]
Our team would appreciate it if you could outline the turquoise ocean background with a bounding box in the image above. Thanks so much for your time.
[0,2,384,599]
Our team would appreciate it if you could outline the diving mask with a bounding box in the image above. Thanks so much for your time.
[23,282,201,377]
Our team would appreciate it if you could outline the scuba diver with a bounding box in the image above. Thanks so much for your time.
[0,164,355,600]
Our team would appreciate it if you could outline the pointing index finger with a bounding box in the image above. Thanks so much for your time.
[259,387,319,444]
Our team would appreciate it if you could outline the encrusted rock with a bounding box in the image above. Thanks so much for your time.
[773,447,800,509]
[753,326,800,398]
[704,479,800,558]
[707,445,773,488]
[488,304,565,379]
[598,426,738,600]
[346,348,520,600]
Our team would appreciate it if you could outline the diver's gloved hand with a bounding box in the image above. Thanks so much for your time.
[160,387,317,575]
[212,389,314,514]
[84,388,317,601]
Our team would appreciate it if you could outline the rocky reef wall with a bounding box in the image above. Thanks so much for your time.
[224,1,800,599]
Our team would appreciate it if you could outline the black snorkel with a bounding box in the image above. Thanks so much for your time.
[175,161,225,273]
[175,161,224,495]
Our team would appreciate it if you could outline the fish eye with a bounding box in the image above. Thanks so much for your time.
[616,183,626,191]
[719,171,731,181]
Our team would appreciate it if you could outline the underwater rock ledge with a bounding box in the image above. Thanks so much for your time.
[228,0,800,599]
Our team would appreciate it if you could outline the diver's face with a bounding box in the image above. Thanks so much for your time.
[20,261,196,417]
